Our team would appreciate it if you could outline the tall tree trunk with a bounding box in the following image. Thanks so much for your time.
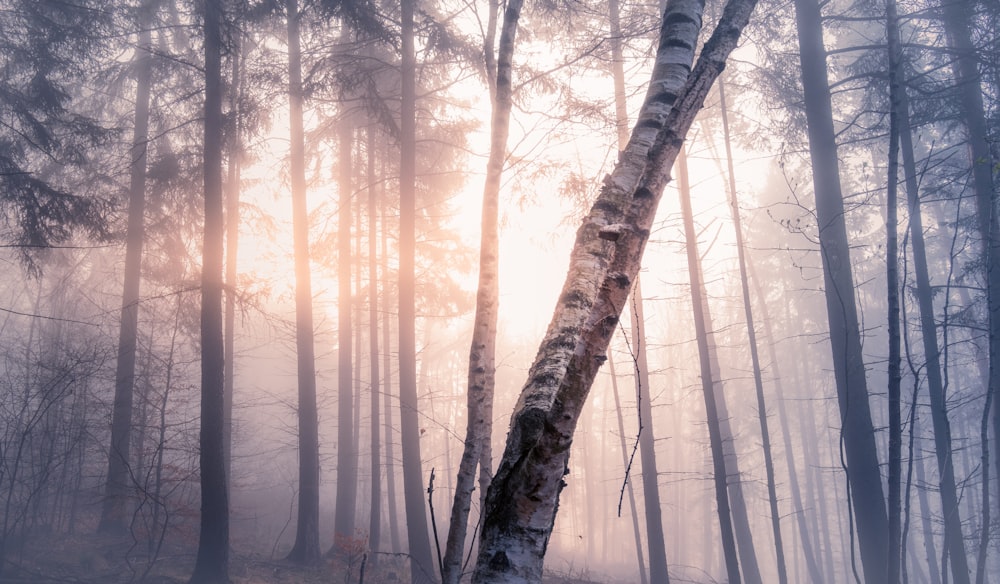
[717,76,787,584]
[399,0,435,580]
[441,0,521,580]
[889,7,972,580]
[885,3,903,580]
[223,29,242,492]
[791,0,889,580]
[189,0,229,580]
[940,0,1000,549]
[629,282,671,584]
[382,188,402,555]
[677,146,742,584]
[284,0,321,564]
[334,115,358,550]
[607,354,648,584]
[100,1,154,535]
[367,124,383,561]
[470,0,759,576]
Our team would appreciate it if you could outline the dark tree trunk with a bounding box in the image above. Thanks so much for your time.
[885,3,903,580]
[791,0,889,580]
[399,0,435,579]
[284,0,321,564]
[100,1,154,535]
[189,0,229,580]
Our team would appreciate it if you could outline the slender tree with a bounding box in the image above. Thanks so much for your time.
[189,0,229,580]
[284,0,321,564]
[334,112,357,551]
[441,0,522,580]
[791,0,889,580]
[398,0,435,579]
[629,280,671,584]
[100,0,155,535]
[717,76,788,584]
[366,124,382,560]
[885,2,903,580]
[677,146,742,584]
[471,0,759,576]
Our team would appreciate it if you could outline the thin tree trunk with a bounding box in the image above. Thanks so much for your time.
[607,354,648,584]
[189,0,229,579]
[399,0,435,579]
[718,76,787,584]
[223,29,242,491]
[441,0,521,580]
[888,9,971,580]
[886,3,904,580]
[939,0,1000,558]
[382,187,402,555]
[791,0,889,580]
[628,282,671,584]
[750,270,824,583]
[334,115,358,550]
[470,0,758,576]
[677,146,742,584]
[367,124,382,561]
[100,2,154,534]
[284,0,321,564]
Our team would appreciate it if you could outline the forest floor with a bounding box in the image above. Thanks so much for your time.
[1,533,613,584]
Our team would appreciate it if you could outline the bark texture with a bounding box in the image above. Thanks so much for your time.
[470,0,759,578]
[441,1,521,580]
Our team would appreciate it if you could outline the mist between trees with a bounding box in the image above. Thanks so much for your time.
[0,0,997,583]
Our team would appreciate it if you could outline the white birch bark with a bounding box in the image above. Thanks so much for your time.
[471,0,759,578]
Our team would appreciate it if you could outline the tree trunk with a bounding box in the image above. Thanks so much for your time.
[718,76,787,584]
[399,0,436,579]
[382,188,402,555]
[791,0,889,580]
[940,0,1000,555]
[189,0,229,580]
[470,0,759,576]
[367,124,382,561]
[677,146,742,584]
[223,29,242,491]
[629,282,671,584]
[334,115,358,550]
[441,0,521,580]
[284,0,321,564]
[607,354,648,584]
[100,1,154,535]
[885,3,903,580]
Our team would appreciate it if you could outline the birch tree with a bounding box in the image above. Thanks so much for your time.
[471,0,759,577]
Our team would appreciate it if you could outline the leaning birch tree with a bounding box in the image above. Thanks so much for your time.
[470,0,760,578]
